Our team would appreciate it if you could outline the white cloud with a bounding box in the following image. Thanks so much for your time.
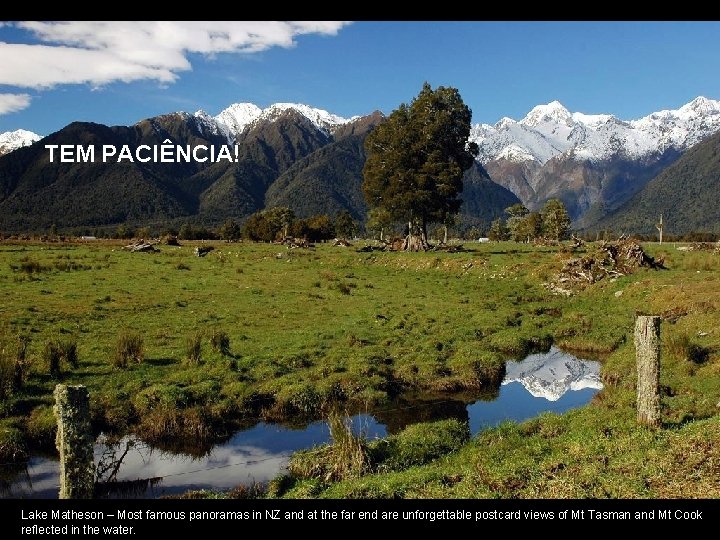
[0,93,31,114]
[0,21,351,89]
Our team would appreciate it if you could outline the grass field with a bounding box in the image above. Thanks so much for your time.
[1,238,718,497]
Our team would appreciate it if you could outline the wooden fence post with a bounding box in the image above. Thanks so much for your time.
[634,316,661,427]
[54,384,95,498]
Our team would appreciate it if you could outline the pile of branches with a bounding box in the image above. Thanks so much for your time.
[123,239,159,253]
[549,237,665,294]
[278,237,314,249]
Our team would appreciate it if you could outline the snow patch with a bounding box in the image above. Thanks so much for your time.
[213,102,352,141]
[0,129,42,156]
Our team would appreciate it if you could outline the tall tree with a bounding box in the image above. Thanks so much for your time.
[363,83,479,251]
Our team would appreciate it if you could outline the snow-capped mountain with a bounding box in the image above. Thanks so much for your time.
[471,96,720,165]
[202,102,354,142]
[475,96,720,224]
[0,129,41,157]
[502,346,603,402]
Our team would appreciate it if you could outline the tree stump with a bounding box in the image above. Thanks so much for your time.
[54,385,95,498]
[634,316,661,428]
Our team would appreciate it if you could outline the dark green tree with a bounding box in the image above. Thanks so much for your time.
[218,219,242,242]
[334,210,357,240]
[178,222,194,241]
[242,212,274,242]
[363,82,478,251]
[291,214,335,242]
[242,207,295,242]
[541,198,571,241]
[265,207,295,239]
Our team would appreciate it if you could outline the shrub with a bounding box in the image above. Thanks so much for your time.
[59,339,78,368]
[114,331,144,368]
[43,341,63,379]
[210,330,231,356]
[370,418,470,472]
[42,338,79,377]
[186,332,203,364]
[0,334,31,399]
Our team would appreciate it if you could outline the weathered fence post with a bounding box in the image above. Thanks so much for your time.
[54,384,95,498]
[634,316,661,427]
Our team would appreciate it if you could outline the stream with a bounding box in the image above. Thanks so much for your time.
[1,346,602,498]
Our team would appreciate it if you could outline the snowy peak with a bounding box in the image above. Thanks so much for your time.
[214,103,263,141]
[213,102,352,141]
[503,346,603,401]
[0,129,41,157]
[678,95,720,116]
[473,96,720,165]
[521,100,573,128]
[258,103,351,133]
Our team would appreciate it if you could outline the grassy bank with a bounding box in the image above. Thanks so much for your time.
[0,239,718,498]
[267,242,720,498]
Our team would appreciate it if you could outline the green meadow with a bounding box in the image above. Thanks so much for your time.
[0,239,718,497]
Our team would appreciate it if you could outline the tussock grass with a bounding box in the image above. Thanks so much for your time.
[209,329,230,356]
[288,410,370,482]
[185,332,203,364]
[114,331,144,368]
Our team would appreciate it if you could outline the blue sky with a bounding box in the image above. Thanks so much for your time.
[1,21,719,135]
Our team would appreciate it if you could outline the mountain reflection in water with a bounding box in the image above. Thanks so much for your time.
[1,346,602,498]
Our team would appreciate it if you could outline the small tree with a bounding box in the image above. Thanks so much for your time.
[305,214,334,242]
[178,223,195,240]
[265,207,295,239]
[519,212,543,242]
[218,219,242,242]
[334,210,357,240]
[115,223,134,240]
[505,204,529,242]
[488,218,509,241]
[541,199,571,241]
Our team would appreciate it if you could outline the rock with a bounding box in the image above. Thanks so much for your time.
[614,290,623,297]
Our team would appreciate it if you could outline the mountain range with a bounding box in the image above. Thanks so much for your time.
[1,96,719,235]
[592,129,720,235]
[471,96,720,226]
[0,103,517,233]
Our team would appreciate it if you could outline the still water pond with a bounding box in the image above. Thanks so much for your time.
[1,347,602,498]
